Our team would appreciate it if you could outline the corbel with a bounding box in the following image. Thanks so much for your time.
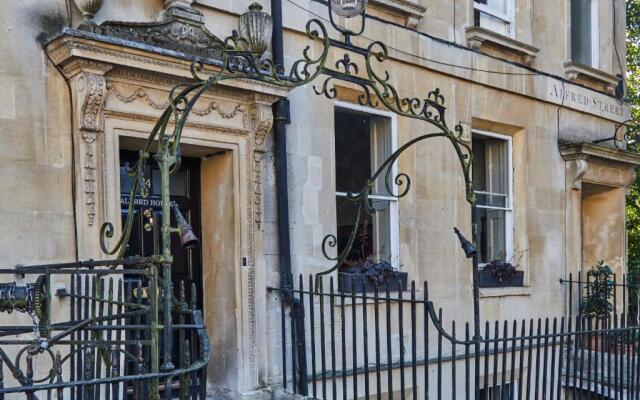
[568,159,589,190]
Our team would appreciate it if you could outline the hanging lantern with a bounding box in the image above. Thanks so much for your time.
[238,3,273,55]
[330,0,368,18]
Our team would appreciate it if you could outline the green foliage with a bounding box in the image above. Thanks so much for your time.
[580,261,615,318]
[627,1,640,288]
[628,266,640,323]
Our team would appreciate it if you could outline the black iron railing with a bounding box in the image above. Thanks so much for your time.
[561,271,640,322]
[0,260,210,399]
[273,276,640,399]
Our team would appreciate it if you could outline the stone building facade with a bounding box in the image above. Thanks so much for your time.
[0,0,637,398]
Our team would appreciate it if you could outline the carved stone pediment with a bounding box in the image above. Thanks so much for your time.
[79,6,224,61]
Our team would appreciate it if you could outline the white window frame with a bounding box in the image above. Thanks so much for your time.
[590,0,600,68]
[474,0,516,37]
[571,0,600,68]
[472,129,514,266]
[334,100,400,269]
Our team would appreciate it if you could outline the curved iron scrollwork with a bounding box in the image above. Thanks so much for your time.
[0,11,477,399]
[98,17,474,290]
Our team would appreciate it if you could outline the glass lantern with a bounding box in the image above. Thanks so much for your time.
[330,0,368,18]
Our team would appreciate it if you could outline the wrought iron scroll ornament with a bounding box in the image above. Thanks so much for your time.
[98,17,474,287]
[0,5,475,398]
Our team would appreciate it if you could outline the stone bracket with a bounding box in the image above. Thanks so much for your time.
[567,159,589,190]
[74,69,110,228]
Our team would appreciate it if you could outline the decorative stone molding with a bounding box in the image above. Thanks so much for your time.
[564,62,619,95]
[369,0,426,29]
[107,83,247,118]
[466,27,540,66]
[250,103,275,230]
[567,159,589,190]
[46,26,286,393]
[560,142,640,191]
[78,5,217,59]
[46,29,289,99]
[251,103,274,151]
[78,73,107,131]
[75,72,109,226]
[560,142,640,168]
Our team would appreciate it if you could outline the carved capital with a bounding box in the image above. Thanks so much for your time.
[568,159,589,190]
[77,72,108,132]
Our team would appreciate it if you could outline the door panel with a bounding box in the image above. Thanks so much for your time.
[119,150,202,304]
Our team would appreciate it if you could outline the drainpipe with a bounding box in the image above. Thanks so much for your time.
[271,0,308,394]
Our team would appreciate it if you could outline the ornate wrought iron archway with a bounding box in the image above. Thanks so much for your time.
[0,3,481,399]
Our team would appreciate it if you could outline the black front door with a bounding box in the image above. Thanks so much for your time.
[119,150,202,303]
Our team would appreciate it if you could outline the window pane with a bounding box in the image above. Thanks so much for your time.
[571,0,593,66]
[335,111,371,193]
[335,109,394,269]
[486,138,508,195]
[370,116,392,196]
[473,136,508,197]
[472,138,487,192]
[477,207,507,263]
[485,0,507,15]
[476,193,507,208]
[152,170,188,197]
[120,165,134,194]
[473,134,511,264]
[336,196,374,264]
[335,197,392,265]
[371,199,392,262]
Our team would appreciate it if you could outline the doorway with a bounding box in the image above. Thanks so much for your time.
[119,150,203,303]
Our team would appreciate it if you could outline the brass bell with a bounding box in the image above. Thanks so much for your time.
[172,205,199,250]
[454,227,477,259]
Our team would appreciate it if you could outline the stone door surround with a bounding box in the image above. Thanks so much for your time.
[45,27,288,394]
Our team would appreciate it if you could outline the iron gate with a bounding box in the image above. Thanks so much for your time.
[0,258,210,399]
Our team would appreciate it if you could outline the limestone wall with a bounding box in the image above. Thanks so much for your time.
[0,0,634,398]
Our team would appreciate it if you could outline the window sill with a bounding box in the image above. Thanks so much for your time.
[369,0,426,28]
[466,27,539,66]
[563,62,619,95]
[480,286,532,298]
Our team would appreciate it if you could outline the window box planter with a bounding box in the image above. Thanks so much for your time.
[338,271,408,293]
[478,270,524,288]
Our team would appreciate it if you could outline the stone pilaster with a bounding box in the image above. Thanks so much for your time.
[61,60,112,259]
[250,100,275,231]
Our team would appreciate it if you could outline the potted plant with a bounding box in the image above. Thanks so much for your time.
[580,261,615,317]
[337,221,407,293]
[580,261,615,351]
